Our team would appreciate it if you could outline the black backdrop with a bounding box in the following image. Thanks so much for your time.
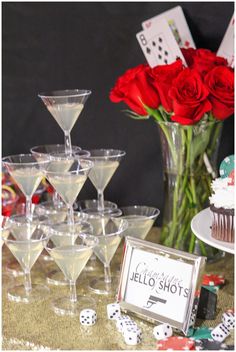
[2,2,234,225]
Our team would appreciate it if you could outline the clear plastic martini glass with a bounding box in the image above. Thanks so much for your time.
[88,216,128,295]
[38,89,91,155]
[45,157,93,225]
[46,225,98,316]
[2,221,51,303]
[87,149,126,212]
[31,145,90,207]
[120,205,160,240]
[2,154,48,221]
[44,217,93,286]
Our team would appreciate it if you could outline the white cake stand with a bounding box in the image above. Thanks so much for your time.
[191,207,235,255]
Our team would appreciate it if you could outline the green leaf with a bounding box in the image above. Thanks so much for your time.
[122,109,149,120]
[190,126,212,165]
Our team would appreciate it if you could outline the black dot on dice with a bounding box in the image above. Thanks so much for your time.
[116,310,118,313]
[164,51,168,56]
[129,338,132,340]
[165,333,167,336]
[164,59,168,64]
[158,37,162,42]
[167,325,170,328]
[87,322,89,324]
[157,332,159,335]
[158,46,162,51]
[158,55,162,59]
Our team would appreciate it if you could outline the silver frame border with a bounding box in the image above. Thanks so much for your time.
[117,236,206,335]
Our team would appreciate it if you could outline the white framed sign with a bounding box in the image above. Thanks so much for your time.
[117,237,206,335]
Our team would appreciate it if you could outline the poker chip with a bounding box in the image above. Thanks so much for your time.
[202,274,225,286]
[195,338,233,350]
[202,285,220,294]
[191,327,213,340]
[219,155,234,178]
[156,336,195,350]
[187,327,194,337]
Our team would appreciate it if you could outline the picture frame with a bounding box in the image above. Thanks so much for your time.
[117,237,206,335]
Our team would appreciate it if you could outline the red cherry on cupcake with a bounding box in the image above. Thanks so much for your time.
[228,169,235,186]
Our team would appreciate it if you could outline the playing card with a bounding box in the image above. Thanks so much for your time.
[136,18,187,68]
[217,14,234,67]
[142,6,196,49]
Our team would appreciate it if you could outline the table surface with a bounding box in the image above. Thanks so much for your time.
[2,228,234,350]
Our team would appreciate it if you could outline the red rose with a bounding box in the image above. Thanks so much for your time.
[169,68,212,125]
[110,64,160,116]
[192,49,228,77]
[150,60,184,112]
[204,66,234,120]
[181,48,197,67]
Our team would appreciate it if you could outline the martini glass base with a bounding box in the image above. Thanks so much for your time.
[52,296,96,316]
[46,270,69,286]
[7,284,50,303]
[89,276,119,295]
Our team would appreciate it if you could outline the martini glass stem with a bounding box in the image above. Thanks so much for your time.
[24,269,32,294]
[64,131,72,156]
[69,280,77,303]
[97,190,105,211]
[25,196,33,221]
[67,205,75,226]
[52,191,62,207]
[104,264,112,284]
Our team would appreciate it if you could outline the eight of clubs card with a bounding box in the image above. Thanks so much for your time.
[136,19,187,68]
[142,6,196,49]
[217,14,234,67]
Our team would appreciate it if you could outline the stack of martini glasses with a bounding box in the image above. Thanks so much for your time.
[1,89,160,317]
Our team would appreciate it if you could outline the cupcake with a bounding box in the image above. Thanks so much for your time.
[209,175,234,243]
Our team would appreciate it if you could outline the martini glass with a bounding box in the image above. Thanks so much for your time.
[1,218,14,288]
[120,206,160,240]
[44,217,93,286]
[38,89,91,155]
[31,145,90,207]
[46,225,98,316]
[5,214,49,277]
[2,154,48,221]
[45,158,93,225]
[30,144,81,161]
[82,208,122,270]
[88,217,128,295]
[87,149,126,212]
[75,199,118,213]
[2,221,50,303]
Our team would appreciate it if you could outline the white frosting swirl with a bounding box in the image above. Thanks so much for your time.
[209,177,234,209]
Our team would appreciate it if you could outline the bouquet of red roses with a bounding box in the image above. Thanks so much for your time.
[110,48,234,255]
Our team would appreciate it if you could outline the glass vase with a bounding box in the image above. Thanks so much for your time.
[156,120,223,258]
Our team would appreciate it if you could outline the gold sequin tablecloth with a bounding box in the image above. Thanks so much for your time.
[2,228,234,350]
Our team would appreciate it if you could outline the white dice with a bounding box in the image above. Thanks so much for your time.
[123,327,142,345]
[211,323,230,342]
[222,312,235,330]
[116,315,131,332]
[80,309,97,326]
[121,319,138,334]
[107,302,121,320]
[153,324,173,340]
